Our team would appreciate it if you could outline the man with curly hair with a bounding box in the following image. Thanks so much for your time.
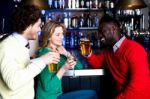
[0,5,60,99]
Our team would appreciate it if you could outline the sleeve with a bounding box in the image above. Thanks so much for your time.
[74,60,83,70]
[38,67,62,92]
[115,44,150,99]
[37,48,62,92]
[0,49,46,91]
[86,52,105,69]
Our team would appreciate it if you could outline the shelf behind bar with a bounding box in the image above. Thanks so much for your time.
[64,69,104,77]
[46,8,104,12]
[67,27,98,30]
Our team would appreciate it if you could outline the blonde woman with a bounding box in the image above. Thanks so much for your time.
[35,20,97,99]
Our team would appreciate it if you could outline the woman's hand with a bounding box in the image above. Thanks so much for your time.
[57,46,71,57]
[62,58,77,71]
[56,57,77,80]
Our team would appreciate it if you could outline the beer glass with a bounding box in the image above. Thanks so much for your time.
[67,51,77,78]
[48,63,58,72]
[80,38,91,56]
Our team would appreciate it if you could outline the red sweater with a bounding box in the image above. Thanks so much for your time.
[87,38,150,99]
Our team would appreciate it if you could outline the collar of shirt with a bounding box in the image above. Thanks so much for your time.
[11,32,28,48]
[113,36,126,53]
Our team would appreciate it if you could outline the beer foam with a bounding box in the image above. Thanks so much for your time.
[80,38,90,41]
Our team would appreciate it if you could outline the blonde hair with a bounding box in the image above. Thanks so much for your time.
[39,20,66,48]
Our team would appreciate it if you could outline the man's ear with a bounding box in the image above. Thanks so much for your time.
[111,25,118,34]
[26,25,32,32]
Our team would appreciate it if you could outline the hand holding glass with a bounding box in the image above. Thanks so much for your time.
[48,63,59,72]
[80,38,91,56]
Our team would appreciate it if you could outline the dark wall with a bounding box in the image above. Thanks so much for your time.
[0,0,15,33]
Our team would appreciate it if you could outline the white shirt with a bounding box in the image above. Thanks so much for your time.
[0,32,46,99]
[11,32,45,70]
[113,36,126,53]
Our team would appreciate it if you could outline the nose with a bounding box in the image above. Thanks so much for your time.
[39,27,41,32]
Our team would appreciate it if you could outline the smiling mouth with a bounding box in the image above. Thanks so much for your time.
[101,38,105,42]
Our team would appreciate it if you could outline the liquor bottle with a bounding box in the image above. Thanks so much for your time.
[86,0,90,8]
[47,13,52,21]
[63,12,69,28]
[110,0,114,9]
[68,12,71,28]
[68,0,72,8]
[41,10,46,27]
[89,0,92,9]
[54,0,58,9]
[80,0,84,8]
[74,31,78,48]
[48,0,53,9]
[62,0,65,9]
[65,32,70,48]
[105,0,110,9]
[70,31,75,48]
[86,14,92,27]
[98,0,102,8]
[143,31,150,51]
[76,0,79,8]
[92,13,99,27]
[80,13,85,27]
[60,0,65,9]
[57,0,60,9]
[71,15,78,28]
[72,0,76,9]
[92,0,98,8]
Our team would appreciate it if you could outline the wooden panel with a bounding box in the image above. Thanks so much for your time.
[69,77,80,91]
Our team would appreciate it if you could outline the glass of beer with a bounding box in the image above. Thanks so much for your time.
[80,38,91,56]
[48,63,59,72]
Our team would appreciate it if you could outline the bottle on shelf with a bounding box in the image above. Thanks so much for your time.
[110,0,114,9]
[65,32,70,48]
[92,0,98,9]
[74,31,79,48]
[86,0,90,9]
[68,0,72,8]
[79,13,85,27]
[80,0,85,8]
[92,13,99,27]
[76,0,80,8]
[105,0,110,9]
[86,14,92,27]
[63,12,69,28]
[72,0,76,9]
[60,0,65,9]
[48,0,53,9]
[71,15,79,28]
[70,31,75,48]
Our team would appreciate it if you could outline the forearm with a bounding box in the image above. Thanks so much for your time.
[56,67,66,79]
[1,59,45,90]
[86,52,105,69]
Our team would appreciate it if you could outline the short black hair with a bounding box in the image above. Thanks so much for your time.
[11,5,41,33]
[99,15,120,28]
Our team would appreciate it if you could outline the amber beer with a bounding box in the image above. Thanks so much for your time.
[48,64,58,72]
[80,38,91,56]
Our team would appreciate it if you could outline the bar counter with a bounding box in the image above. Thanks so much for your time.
[64,69,104,77]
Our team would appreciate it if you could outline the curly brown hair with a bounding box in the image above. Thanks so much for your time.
[39,20,66,48]
[11,5,41,34]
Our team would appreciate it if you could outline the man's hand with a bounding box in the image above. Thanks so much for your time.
[40,52,60,64]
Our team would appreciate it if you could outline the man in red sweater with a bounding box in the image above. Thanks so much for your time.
[85,16,150,99]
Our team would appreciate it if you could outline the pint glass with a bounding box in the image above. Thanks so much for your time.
[48,63,58,72]
[80,38,91,56]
